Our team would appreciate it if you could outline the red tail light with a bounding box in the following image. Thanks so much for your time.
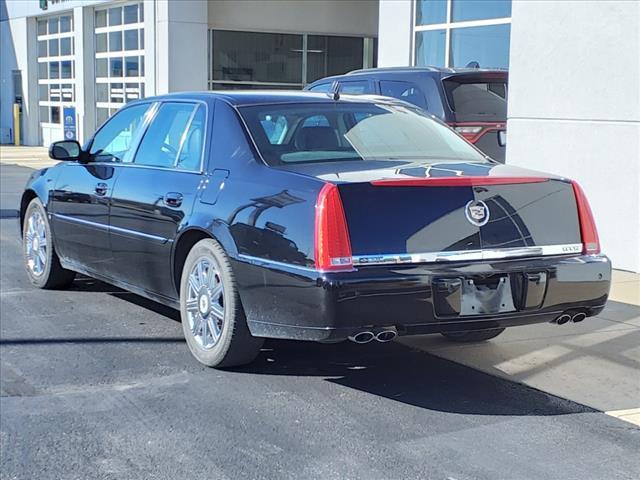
[449,122,505,143]
[571,180,600,255]
[314,183,353,271]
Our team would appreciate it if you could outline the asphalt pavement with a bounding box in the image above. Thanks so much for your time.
[1,161,639,480]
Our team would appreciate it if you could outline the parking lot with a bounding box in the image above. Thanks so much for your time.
[1,148,639,479]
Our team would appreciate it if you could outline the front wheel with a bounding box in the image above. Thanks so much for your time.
[179,238,263,368]
[22,198,76,289]
[441,328,505,343]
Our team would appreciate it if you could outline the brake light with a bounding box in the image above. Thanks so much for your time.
[571,180,600,255]
[314,183,353,271]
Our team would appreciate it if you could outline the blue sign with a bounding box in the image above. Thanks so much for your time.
[63,106,76,140]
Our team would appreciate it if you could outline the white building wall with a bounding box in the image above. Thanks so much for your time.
[207,0,378,37]
[155,0,207,94]
[377,0,412,67]
[507,0,640,272]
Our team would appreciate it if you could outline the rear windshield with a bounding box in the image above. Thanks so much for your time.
[238,102,487,166]
[443,79,507,122]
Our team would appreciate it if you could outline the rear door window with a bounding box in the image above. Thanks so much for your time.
[338,80,373,95]
[379,80,428,110]
[134,102,204,170]
[443,78,507,122]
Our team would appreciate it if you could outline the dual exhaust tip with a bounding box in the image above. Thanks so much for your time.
[349,327,397,344]
[554,312,586,325]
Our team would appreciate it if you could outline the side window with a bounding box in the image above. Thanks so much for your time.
[339,80,372,95]
[308,83,331,93]
[89,103,151,162]
[379,80,428,110]
[133,102,201,169]
[176,106,206,171]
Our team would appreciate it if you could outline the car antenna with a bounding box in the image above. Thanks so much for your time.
[466,61,480,69]
[327,81,340,101]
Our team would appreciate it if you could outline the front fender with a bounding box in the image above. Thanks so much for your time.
[19,165,63,234]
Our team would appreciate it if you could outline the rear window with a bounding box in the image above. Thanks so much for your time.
[238,102,487,166]
[443,78,507,122]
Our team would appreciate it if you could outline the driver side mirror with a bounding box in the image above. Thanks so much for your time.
[49,140,83,161]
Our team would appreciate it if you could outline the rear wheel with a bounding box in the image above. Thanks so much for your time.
[441,328,505,343]
[179,238,263,368]
[22,198,76,289]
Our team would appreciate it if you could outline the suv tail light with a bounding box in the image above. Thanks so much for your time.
[571,180,600,254]
[449,122,505,144]
[314,183,353,271]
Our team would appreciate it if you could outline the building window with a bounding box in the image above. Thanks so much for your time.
[414,0,511,69]
[94,2,144,125]
[37,14,75,126]
[208,30,373,90]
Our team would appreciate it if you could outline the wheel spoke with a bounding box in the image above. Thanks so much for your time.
[191,314,202,335]
[196,261,205,287]
[37,249,46,265]
[210,284,223,302]
[185,298,199,315]
[210,303,224,321]
[201,317,210,344]
[208,317,220,340]
[188,273,200,294]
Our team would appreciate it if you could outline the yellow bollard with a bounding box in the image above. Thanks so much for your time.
[13,103,21,146]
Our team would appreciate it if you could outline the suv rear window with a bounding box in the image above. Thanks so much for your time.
[443,78,507,122]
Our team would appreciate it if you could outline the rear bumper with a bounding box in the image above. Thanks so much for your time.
[232,254,611,342]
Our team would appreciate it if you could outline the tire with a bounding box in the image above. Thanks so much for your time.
[22,198,76,289]
[441,328,505,343]
[179,238,263,368]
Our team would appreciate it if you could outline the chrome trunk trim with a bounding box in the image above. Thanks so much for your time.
[352,244,583,266]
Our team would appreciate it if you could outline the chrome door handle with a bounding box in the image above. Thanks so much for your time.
[95,183,108,196]
[164,192,183,207]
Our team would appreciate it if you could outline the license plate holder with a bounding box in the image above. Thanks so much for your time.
[461,275,515,315]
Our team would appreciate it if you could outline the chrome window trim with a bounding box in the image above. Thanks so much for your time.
[351,244,584,266]
[52,213,171,244]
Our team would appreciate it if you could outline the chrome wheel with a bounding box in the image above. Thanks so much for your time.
[185,257,224,349]
[25,210,47,277]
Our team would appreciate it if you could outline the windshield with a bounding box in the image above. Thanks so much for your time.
[238,102,488,166]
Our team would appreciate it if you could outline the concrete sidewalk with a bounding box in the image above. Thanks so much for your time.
[0,145,56,170]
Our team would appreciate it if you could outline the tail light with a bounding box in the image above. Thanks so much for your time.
[453,125,484,142]
[449,122,505,143]
[571,180,600,254]
[314,183,353,271]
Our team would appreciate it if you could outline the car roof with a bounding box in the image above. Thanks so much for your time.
[308,66,508,85]
[141,90,415,107]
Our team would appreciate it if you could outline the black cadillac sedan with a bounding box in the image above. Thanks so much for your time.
[20,91,611,367]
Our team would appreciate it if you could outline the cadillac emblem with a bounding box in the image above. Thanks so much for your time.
[465,200,490,227]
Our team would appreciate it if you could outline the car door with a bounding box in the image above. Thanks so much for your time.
[50,102,153,273]
[108,101,208,299]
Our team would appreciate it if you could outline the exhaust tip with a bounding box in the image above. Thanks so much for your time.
[571,312,587,323]
[555,314,571,325]
[375,330,397,343]
[348,331,375,344]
